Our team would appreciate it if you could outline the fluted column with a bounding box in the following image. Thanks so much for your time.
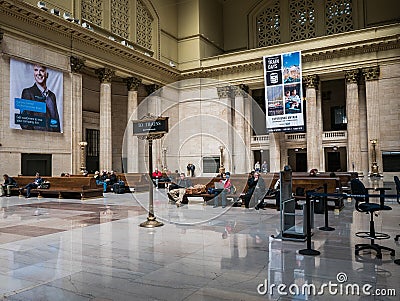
[358,79,368,175]
[96,68,114,171]
[126,77,141,173]
[217,86,234,173]
[362,66,381,175]
[304,75,320,171]
[232,85,248,174]
[345,69,361,173]
[269,132,284,172]
[70,56,85,174]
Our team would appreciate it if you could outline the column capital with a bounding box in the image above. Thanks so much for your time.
[345,69,360,84]
[304,75,319,89]
[145,84,161,95]
[233,84,250,97]
[70,56,85,73]
[217,86,232,98]
[362,66,380,81]
[125,77,142,91]
[95,68,114,83]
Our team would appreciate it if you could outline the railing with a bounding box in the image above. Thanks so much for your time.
[286,133,306,141]
[251,130,347,148]
[323,131,347,140]
[251,135,269,143]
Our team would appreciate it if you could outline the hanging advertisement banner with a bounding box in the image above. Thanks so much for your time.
[263,51,304,133]
[10,58,63,132]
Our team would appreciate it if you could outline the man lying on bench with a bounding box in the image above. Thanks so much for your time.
[168,173,193,207]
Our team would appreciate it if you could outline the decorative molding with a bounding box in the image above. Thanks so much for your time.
[181,38,399,80]
[362,66,380,81]
[126,77,142,91]
[0,0,179,84]
[95,68,114,83]
[217,86,232,98]
[345,69,360,84]
[70,56,85,73]
[304,75,319,89]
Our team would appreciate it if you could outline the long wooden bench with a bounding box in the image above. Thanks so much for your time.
[121,173,150,192]
[182,175,251,204]
[11,176,103,200]
[291,177,344,210]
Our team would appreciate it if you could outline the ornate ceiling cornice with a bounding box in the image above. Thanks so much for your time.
[181,35,400,79]
[0,0,179,84]
[1,0,398,84]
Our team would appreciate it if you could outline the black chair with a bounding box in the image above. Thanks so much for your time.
[350,179,395,259]
[394,176,400,242]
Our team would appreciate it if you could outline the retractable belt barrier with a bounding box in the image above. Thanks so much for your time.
[308,192,399,199]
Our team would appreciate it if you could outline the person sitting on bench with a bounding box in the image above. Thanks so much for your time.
[168,173,193,207]
[19,172,43,198]
[1,174,18,197]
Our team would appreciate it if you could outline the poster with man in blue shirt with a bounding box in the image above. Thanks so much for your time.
[10,59,63,132]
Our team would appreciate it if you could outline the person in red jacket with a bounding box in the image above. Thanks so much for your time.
[152,168,162,188]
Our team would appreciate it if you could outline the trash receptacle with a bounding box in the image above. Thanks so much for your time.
[313,197,325,214]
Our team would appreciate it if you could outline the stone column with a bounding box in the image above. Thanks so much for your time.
[362,66,381,175]
[304,75,320,171]
[217,86,234,173]
[145,84,162,169]
[345,69,361,173]
[70,56,85,174]
[126,77,141,173]
[96,68,114,171]
[358,79,369,175]
[269,132,284,172]
[232,85,248,174]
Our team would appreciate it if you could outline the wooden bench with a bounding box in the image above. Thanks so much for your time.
[291,177,344,210]
[183,176,252,205]
[292,172,357,192]
[11,176,103,200]
[122,173,150,192]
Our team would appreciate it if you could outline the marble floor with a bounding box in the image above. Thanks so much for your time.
[0,176,399,301]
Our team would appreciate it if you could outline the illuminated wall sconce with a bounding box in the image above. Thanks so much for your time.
[63,12,73,21]
[82,22,93,30]
[333,146,338,151]
[37,1,47,10]
[50,8,60,16]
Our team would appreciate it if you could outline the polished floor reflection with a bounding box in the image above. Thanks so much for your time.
[0,176,399,300]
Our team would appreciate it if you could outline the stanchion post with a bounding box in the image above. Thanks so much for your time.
[299,191,320,256]
[140,138,163,228]
[319,183,335,231]
[133,115,168,228]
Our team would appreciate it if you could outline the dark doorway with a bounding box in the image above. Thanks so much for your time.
[295,153,307,172]
[21,154,52,176]
[383,153,400,172]
[253,150,261,168]
[327,152,341,172]
[86,129,100,173]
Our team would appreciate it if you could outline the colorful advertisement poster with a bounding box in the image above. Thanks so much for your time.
[10,58,63,132]
[263,51,304,133]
